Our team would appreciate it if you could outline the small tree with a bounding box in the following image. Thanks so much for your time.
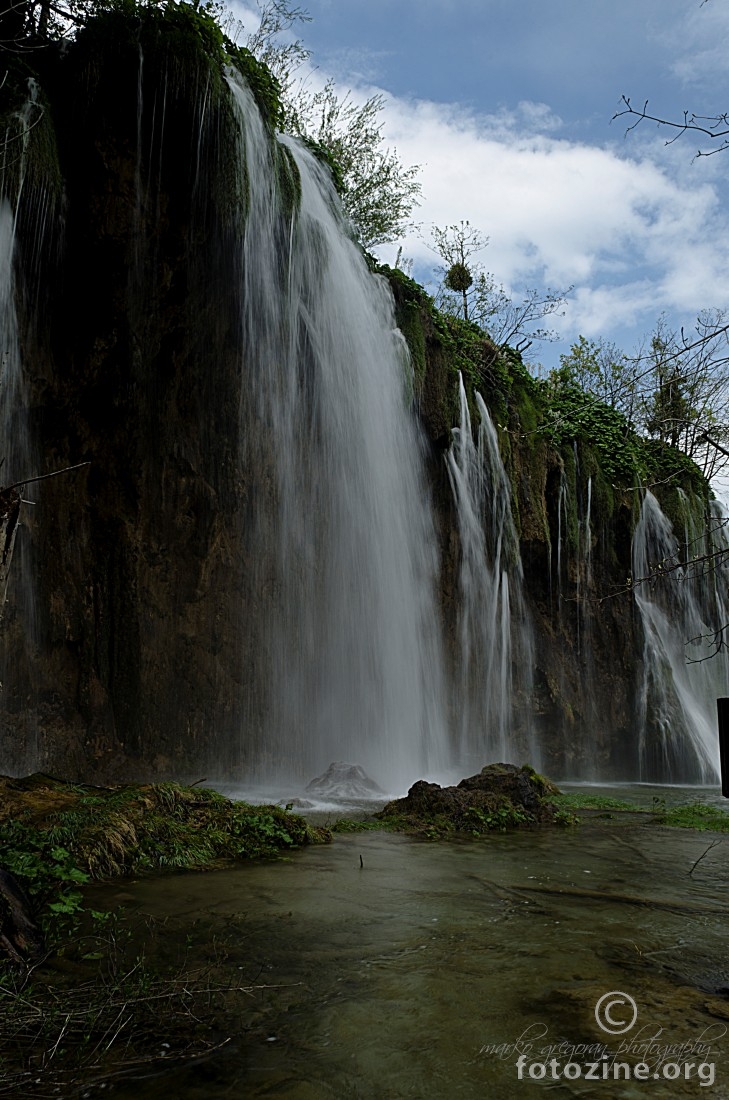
[282,81,421,249]
[237,1,421,250]
[637,314,729,481]
[431,221,487,322]
[555,335,637,425]
[431,220,570,351]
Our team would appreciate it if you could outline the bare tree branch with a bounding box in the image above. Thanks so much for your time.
[613,95,729,157]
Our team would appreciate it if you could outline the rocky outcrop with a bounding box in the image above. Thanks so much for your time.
[305,763,384,800]
[379,763,562,831]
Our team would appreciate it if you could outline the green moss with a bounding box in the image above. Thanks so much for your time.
[274,141,302,220]
[652,803,729,832]
[0,63,62,210]
[299,135,345,196]
[383,268,429,381]
[227,43,283,128]
[331,817,398,833]
[553,792,643,812]
[641,439,711,504]
[0,777,329,944]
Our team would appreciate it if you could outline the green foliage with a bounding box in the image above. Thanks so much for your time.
[444,262,473,294]
[0,781,328,943]
[652,802,729,832]
[299,135,345,195]
[282,80,421,248]
[0,821,91,934]
[463,804,530,834]
[541,378,643,483]
[227,42,283,127]
[556,335,635,422]
[641,438,710,505]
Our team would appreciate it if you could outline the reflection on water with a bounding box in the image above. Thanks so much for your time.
[96,790,729,1099]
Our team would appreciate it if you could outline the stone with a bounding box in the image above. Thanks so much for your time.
[379,763,561,829]
[305,762,384,800]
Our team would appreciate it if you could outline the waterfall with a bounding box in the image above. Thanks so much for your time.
[0,201,24,480]
[0,80,49,774]
[6,51,728,791]
[633,490,729,782]
[446,374,536,771]
[226,73,447,791]
[0,81,39,486]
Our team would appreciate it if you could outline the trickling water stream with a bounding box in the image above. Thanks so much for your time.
[0,81,49,773]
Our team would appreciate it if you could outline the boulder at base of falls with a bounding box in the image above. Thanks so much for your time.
[305,763,385,800]
[378,763,564,833]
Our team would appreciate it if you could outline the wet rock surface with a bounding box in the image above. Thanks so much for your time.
[379,762,561,830]
[305,762,385,800]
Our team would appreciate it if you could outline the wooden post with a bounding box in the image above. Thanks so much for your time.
[718,698,729,797]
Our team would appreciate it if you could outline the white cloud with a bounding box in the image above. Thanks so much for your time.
[223,1,729,357]
[370,93,729,346]
[664,1,729,87]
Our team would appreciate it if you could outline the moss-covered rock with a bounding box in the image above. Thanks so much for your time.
[378,763,566,836]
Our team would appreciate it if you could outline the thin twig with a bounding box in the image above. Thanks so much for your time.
[4,460,90,493]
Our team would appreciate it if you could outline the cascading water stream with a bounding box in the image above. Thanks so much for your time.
[445,374,536,770]
[0,81,40,485]
[227,73,447,791]
[0,81,49,773]
[633,490,729,781]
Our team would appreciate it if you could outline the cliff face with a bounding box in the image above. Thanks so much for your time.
[388,270,713,780]
[2,15,248,778]
[0,11,718,785]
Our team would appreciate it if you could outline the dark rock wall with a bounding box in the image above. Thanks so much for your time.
[2,27,246,779]
[402,291,646,780]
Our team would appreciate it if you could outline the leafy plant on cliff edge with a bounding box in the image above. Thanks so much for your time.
[541,378,643,483]
[229,0,422,248]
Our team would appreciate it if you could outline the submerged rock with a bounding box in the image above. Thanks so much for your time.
[305,762,385,800]
[379,763,563,832]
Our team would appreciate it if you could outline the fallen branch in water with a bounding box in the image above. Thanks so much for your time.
[688,839,723,877]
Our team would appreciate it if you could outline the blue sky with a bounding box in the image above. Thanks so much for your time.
[232,0,729,372]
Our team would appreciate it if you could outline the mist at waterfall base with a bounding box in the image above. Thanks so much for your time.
[2,66,729,801]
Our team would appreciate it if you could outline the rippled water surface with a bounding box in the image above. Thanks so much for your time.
[97,792,729,1099]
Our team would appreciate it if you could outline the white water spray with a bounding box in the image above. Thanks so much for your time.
[633,490,729,781]
[446,374,535,770]
[227,73,447,791]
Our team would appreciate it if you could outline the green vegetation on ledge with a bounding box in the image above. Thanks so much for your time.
[0,774,328,947]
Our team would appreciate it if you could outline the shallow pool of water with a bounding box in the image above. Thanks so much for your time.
[89,789,729,1100]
